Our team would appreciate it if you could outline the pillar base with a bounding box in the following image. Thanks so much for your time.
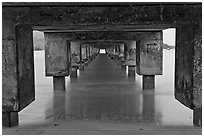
[2,112,19,127]
[70,68,78,77]
[143,75,155,89]
[53,76,65,91]
[128,66,135,77]
[193,108,202,126]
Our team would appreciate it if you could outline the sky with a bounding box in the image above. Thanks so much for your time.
[163,28,176,46]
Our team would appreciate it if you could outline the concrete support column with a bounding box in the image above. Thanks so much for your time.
[86,46,89,59]
[143,75,155,89]
[128,66,135,77]
[193,108,202,126]
[53,76,65,91]
[44,33,69,91]
[70,41,80,75]
[3,7,35,127]
[175,23,202,126]
[136,32,163,90]
[81,45,87,67]
[79,44,84,70]
[2,112,19,127]
[121,43,128,70]
[70,67,78,77]
[121,64,126,69]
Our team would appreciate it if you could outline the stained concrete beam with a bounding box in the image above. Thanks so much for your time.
[28,4,201,27]
[44,33,70,76]
[136,31,163,75]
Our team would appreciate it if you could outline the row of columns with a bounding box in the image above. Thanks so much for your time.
[44,34,100,91]
[106,31,163,90]
[2,24,201,127]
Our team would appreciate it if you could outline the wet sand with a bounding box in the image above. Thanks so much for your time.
[2,50,202,135]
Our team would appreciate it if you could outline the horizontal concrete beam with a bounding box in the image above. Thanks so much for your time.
[34,25,169,32]
[3,2,201,7]
[3,4,201,32]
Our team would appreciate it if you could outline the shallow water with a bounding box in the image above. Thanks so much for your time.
[19,49,193,126]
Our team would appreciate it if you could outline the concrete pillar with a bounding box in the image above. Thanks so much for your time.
[124,41,136,66]
[53,76,65,91]
[121,64,126,69]
[79,44,84,70]
[128,66,135,77]
[3,7,35,127]
[175,23,202,126]
[136,32,163,90]
[142,90,155,122]
[193,108,202,126]
[44,33,70,76]
[81,45,87,67]
[2,112,19,127]
[71,42,80,67]
[88,46,91,59]
[143,75,155,89]
[85,45,89,59]
[118,44,125,66]
[44,33,70,92]
[70,67,78,77]
[121,43,128,69]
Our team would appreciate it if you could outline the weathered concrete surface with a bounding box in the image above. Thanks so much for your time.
[85,46,90,59]
[9,4,198,28]
[53,76,65,91]
[193,108,202,126]
[2,23,35,113]
[15,24,35,111]
[143,75,155,89]
[142,90,155,122]
[2,112,18,127]
[70,68,78,78]
[2,39,18,112]
[136,32,163,75]
[2,7,32,113]
[71,41,81,67]
[128,66,135,77]
[125,41,136,66]
[81,45,86,60]
[118,44,125,62]
[44,33,70,76]
[88,46,91,59]
[175,23,202,111]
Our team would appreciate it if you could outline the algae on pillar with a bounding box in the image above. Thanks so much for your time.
[136,31,163,89]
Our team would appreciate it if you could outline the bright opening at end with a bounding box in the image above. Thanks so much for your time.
[99,49,106,54]
[163,28,176,46]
